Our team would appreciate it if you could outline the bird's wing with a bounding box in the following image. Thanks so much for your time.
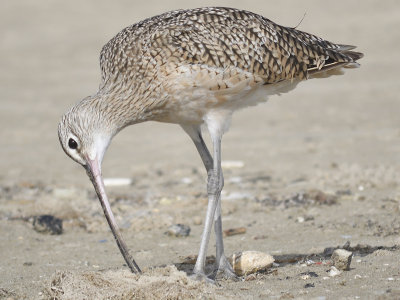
[98,7,363,88]
[149,8,363,83]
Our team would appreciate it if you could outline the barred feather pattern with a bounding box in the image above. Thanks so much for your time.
[57,7,363,276]
[64,7,363,130]
[93,7,363,125]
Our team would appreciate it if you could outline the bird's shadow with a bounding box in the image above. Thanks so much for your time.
[173,243,399,277]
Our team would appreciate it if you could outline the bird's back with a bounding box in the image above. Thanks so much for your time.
[96,7,363,124]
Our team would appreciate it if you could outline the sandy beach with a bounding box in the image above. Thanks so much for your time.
[1,0,400,298]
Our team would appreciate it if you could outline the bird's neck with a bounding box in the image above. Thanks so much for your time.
[83,92,151,135]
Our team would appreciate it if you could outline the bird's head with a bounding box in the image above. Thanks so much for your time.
[58,99,142,273]
[58,100,115,180]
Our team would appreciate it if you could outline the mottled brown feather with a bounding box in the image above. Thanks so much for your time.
[62,7,363,127]
[100,7,362,90]
[57,7,364,276]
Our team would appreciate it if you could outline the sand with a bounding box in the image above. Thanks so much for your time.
[1,0,400,299]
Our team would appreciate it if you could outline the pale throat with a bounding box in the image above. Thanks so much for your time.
[87,132,112,164]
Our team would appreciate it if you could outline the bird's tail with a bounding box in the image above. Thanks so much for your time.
[309,46,364,79]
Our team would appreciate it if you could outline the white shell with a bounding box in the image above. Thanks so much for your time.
[103,178,133,187]
[331,249,353,270]
[328,266,342,277]
[230,251,274,276]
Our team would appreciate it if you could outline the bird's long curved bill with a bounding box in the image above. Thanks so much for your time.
[85,157,141,273]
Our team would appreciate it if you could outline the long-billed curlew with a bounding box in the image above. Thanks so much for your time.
[58,7,363,281]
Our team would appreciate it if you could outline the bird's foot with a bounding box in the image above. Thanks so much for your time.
[189,272,217,285]
[213,255,240,281]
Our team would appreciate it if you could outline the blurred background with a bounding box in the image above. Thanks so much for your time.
[1,1,400,298]
[1,0,399,187]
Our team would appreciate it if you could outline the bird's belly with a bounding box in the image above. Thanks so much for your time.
[156,77,301,125]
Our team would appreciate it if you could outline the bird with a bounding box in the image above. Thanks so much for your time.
[58,7,363,281]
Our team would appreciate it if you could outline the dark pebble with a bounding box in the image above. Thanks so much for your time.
[300,271,318,278]
[323,247,336,256]
[32,215,63,235]
[165,224,191,237]
[304,283,315,288]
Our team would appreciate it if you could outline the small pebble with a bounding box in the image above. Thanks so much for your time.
[252,234,267,240]
[300,271,318,279]
[297,216,305,223]
[33,215,63,235]
[244,274,257,281]
[165,224,191,237]
[296,215,314,223]
[223,227,246,237]
[329,266,342,277]
[230,251,274,276]
[305,259,315,266]
[181,177,192,184]
[271,263,279,270]
[323,247,335,256]
[331,249,352,270]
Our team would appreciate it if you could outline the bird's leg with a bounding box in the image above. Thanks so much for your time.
[181,125,236,280]
[181,125,213,171]
[181,125,216,281]
[213,200,237,280]
[192,132,222,280]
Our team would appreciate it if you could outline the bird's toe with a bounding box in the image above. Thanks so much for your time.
[189,272,217,285]
[213,256,240,281]
[215,267,240,281]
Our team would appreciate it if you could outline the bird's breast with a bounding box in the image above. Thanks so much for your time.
[151,63,300,125]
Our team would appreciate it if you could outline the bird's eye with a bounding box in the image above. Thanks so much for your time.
[68,138,78,150]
